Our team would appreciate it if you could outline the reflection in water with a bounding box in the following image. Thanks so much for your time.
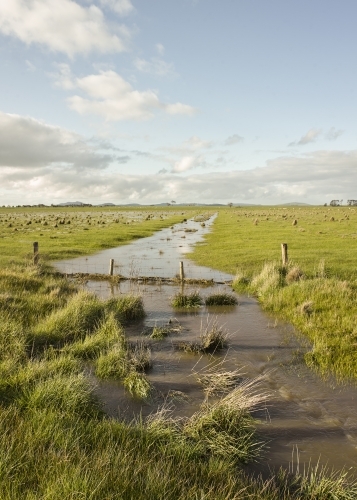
[54,217,357,478]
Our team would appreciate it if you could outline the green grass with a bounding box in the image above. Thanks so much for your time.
[1,207,357,497]
[105,294,145,322]
[189,206,357,381]
[189,206,357,280]
[150,325,171,339]
[0,266,355,497]
[171,290,202,308]
[205,292,238,306]
[0,206,200,267]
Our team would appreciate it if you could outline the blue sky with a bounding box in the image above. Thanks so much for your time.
[0,0,356,205]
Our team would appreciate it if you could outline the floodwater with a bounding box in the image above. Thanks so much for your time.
[54,216,357,478]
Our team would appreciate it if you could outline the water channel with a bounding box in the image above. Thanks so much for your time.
[55,215,357,478]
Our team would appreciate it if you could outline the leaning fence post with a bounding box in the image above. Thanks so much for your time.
[109,259,114,276]
[179,261,185,281]
[281,243,288,266]
[33,242,39,265]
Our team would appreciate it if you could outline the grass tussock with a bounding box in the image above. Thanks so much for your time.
[29,291,106,349]
[171,290,202,308]
[150,325,171,339]
[105,294,145,322]
[205,292,238,306]
[65,312,125,360]
[123,370,152,399]
[177,317,229,354]
[194,362,243,397]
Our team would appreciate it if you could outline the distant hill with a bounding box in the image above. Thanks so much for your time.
[56,201,91,207]
[277,202,311,206]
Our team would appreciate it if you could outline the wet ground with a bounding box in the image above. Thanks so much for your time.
[55,215,357,478]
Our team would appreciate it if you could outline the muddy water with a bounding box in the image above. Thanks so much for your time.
[54,216,357,477]
[55,215,232,282]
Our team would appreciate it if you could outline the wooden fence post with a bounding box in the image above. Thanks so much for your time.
[179,261,185,281]
[109,259,114,276]
[281,243,288,266]
[33,242,39,265]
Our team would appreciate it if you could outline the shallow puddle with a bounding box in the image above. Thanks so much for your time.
[55,216,357,478]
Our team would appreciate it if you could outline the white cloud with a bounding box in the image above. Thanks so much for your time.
[297,128,322,145]
[0,0,130,57]
[134,57,176,77]
[0,111,125,170]
[224,134,244,146]
[289,128,322,147]
[64,70,197,121]
[165,103,197,116]
[2,147,357,205]
[172,156,206,173]
[1,113,355,205]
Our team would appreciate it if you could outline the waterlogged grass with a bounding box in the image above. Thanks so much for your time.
[246,263,357,380]
[205,291,238,306]
[0,206,199,266]
[189,207,357,382]
[106,294,145,322]
[171,290,202,308]
[1,208,357,496]
[177,317,229,354]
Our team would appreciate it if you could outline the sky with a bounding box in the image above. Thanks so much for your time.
[0,0,357,206]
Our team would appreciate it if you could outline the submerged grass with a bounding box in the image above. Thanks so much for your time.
[177,317,229,354]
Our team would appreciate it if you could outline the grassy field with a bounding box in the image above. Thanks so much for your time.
[1,205,357,498]
[190,205,357,279]
[190,206,357,381]
[0,205,200,266]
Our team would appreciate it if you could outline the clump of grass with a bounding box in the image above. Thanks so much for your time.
[171,291,202,308]
[18,373,100,418]
[30,291,106,349]
[95,345,128,379]
[128,340,152,372]
[204,292,238,306]
[184,376,268,463]
[123,370,151,399]
[64,312,124,359]
[150,325,171,339]
[105,294,145,322]
[200,317,229,352]
[232,269,250,290]
[250,261,285,296]
[300,300,313,316]
[194,362,243,397]
[177,318,229,354]
[286,266,304,283]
